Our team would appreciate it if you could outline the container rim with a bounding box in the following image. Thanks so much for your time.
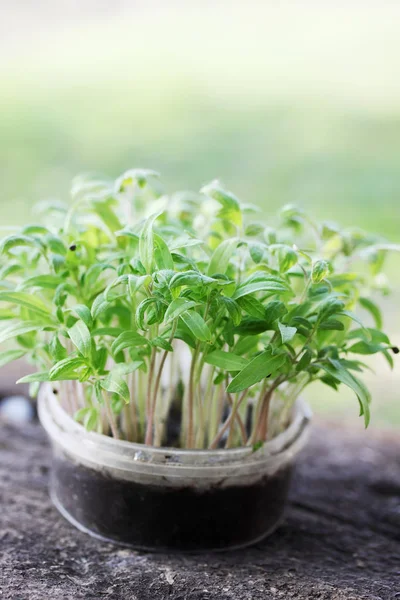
[39,383,312,473]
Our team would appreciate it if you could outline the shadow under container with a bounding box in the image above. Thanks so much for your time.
[38,386,311,552]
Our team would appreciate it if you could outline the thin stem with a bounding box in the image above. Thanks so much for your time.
[226,389,248,448]
[129,373,139,441]
[145,322,177,446]
[144,346,157,445]
[209,389,248,449]
[255,387,274,443]
[187,345,199,449]
[123,404,134,441]
[103,391,120,439]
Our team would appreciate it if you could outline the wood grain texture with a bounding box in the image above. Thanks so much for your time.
[0,420,399,600]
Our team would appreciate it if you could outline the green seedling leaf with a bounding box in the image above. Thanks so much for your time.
[180,310,211,342]
[111,331,149,356]
[164,297,199,323]
[227,349,286,393]
[312,259,332,283]
[232,275,290,300]
[139,212,162,273]
[318,359,371,427]
[0,349,26,368]
[0,235,40,254]
[91,293,111,320]
[220,296,242,326]
[204,350,249,371]
[17,371,50,384]
[278,321,297,344]
[154,233,174,270]
[207,238,238,276]
[100,370,130,403]
[0,292,53,320]
[68,320,92,358]
[237,296,265,320]
[49,356,87,381]
[359,297,383,329]
[18,275,64,291]
[0,321,47,345]
[66,305,93,329]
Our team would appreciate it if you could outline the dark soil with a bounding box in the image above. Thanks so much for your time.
[52,450,292,551]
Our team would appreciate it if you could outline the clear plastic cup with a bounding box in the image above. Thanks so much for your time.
[38,385,311,552]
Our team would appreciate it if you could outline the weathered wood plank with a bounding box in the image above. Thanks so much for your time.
[0,420,399,600]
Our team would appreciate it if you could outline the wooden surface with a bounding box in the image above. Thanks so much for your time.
[0,419,399,600]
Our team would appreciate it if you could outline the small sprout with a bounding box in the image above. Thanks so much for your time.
[312,259,332,283]
[0,169,398,447]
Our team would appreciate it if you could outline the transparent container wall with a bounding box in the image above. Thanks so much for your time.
[39,386,311,552]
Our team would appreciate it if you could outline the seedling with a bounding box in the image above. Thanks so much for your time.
[0,169,398,449]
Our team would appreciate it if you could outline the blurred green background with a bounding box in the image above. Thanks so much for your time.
[0,1,399,429]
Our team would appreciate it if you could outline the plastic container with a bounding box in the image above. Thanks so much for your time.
[38,385,311,552]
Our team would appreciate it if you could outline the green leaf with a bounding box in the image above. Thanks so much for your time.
[220,296,242,326]
[278,321,297,344]
[92,327,123,338]
[0,291,53,320]
[232,275,290,300]
[347,328,390,345]
[204,350,249,371]
[135,297,162,330]
[151,336,173,351]
[67,305,93,329]
[201,180,242,226]
[139,212,162,273]
[180,310,211,342]
[207,238,238,276]
[347,341,388,355]
[237,296,265,320]
[68,320,92,358]
[312,259,332,283]
[296,349,312,372]
[318,359,371,427]
[0,235,40,254]
[249,243,264,264]
[167,235,204,251]
[319,318,345,331]
[17,371,50,384]
[49,356,87,381]
[169,271,217,290]
[359,297,383,329]
[100,370,130,403]
[91,293,111,320]
[91,198,122,232]
[0,349,26,368]
[111,331,149,356]
[164,297,199,323]
[154,233,174,270]
[0,321,47,345]
[245,223,264,236]
[227,349,286,393]
[49,335,67,361]
[115,168,159,191]
[234,317,271,336]
[18,275,64,291]
[339,311,369,335]
[278,246,298,273]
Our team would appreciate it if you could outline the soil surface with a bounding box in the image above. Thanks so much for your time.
[1,420,399,600]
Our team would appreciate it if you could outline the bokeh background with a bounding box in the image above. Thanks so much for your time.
[0,1,399,429]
